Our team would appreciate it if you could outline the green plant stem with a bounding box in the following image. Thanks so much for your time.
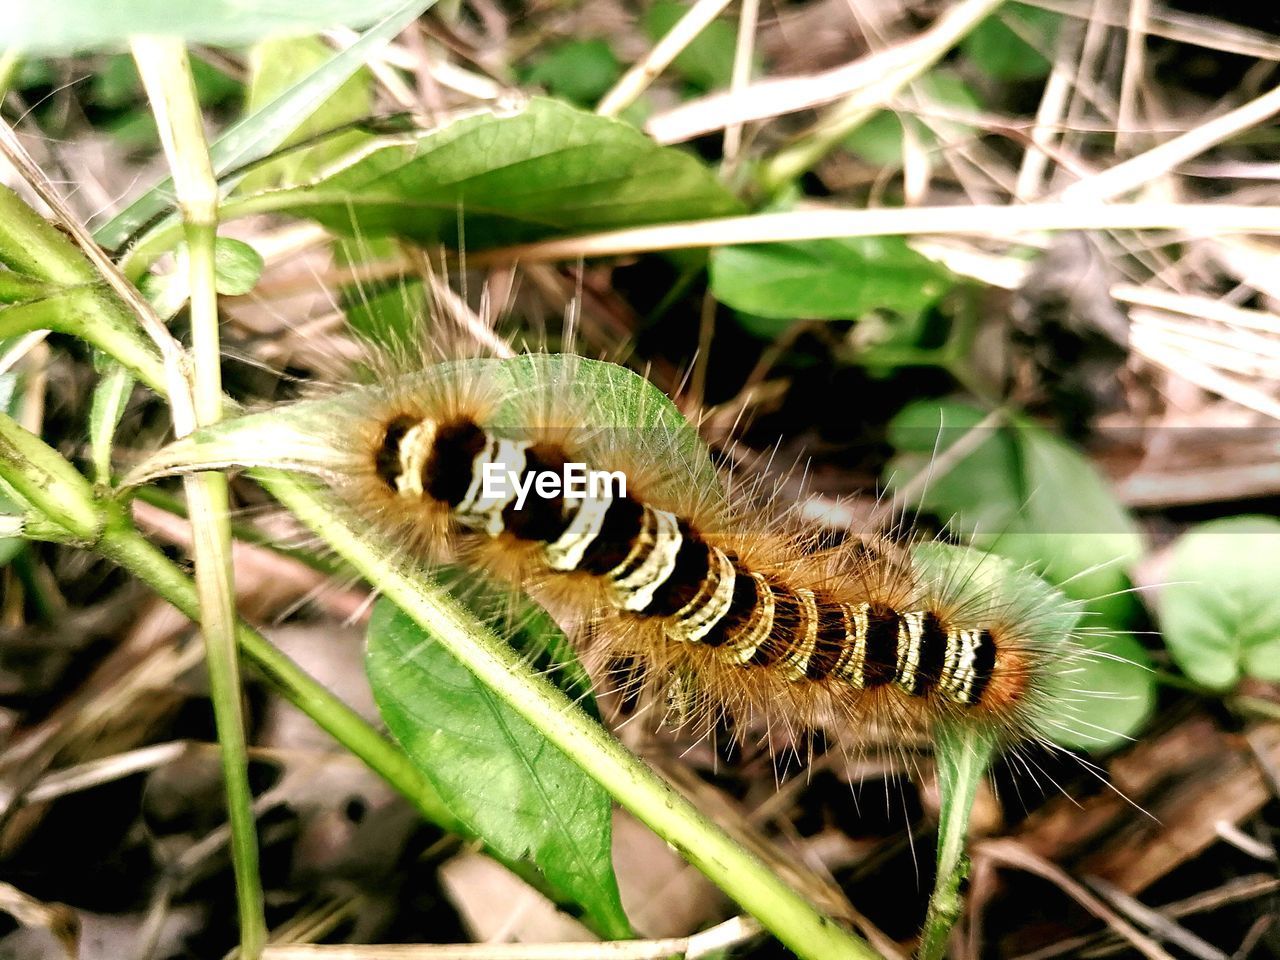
[265,471,877,960]
[0,419,102,543]
[0,408,589,921]
[917,726,996,960]
[134,485,347,577]
[0,273,55,303]
[0,288,168,398]
[134,37,264,957]
[0,184,99,284]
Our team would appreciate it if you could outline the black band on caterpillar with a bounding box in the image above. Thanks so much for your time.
[377,413,1005,709]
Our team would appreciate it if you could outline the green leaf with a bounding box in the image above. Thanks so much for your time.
[710,236,955,321]
[1159,516,1280,690]
[88,360,135,486]
[845,69,982,166]
[448,356,724,505]
[962,2,1059,81]
[524,40,621,106]
[887,402,1152,748]
[240,35,374,193]
[4,0,428,55]
[643,1,740,92]
[96,0,435,253]
[138,237,264,317]
[887,401,1144,612]
[243,97,743,248]
[367,597,631,938]
[1047,631,1154,752]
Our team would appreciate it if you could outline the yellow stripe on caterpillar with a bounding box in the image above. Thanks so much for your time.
[726,573,776,664]
[667,546,736,644]
[832,602,869,687]
[612,507,681,612]
[779,588,819,681]
[545,490,614,572]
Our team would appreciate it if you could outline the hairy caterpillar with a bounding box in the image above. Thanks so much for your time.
[132,352,1094,757]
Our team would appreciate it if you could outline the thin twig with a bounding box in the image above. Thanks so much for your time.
[1085,877,1229,960]
[722,0,760,166]
[596,0,735,118]
[976,840,1178,960]
[1014,16,1082,199]
[648,0,1001,146]
[1060,83,1280,202]
[262,915,762,960]
[1116,0,1151,154]
[466,204,1280,265]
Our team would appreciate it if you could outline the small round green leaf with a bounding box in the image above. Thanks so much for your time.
[138,237,264,317]
[1159,516,1280,690]
[212,238,265,296]
[962,3,1060,81]
[525,40,621,106]
[1046,632,1154,752]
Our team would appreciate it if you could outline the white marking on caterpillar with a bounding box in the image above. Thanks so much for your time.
[941,627,965,694]
[667,546,736,643]
[896,611,926,693]
[942,629,984,704]
[613,507,681,612]
[833,603,869,687]
[727,573,775,663]
[779,588,819,681]
[394,420,437,498]
[458,437,530,535]
[545,491,613,572]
